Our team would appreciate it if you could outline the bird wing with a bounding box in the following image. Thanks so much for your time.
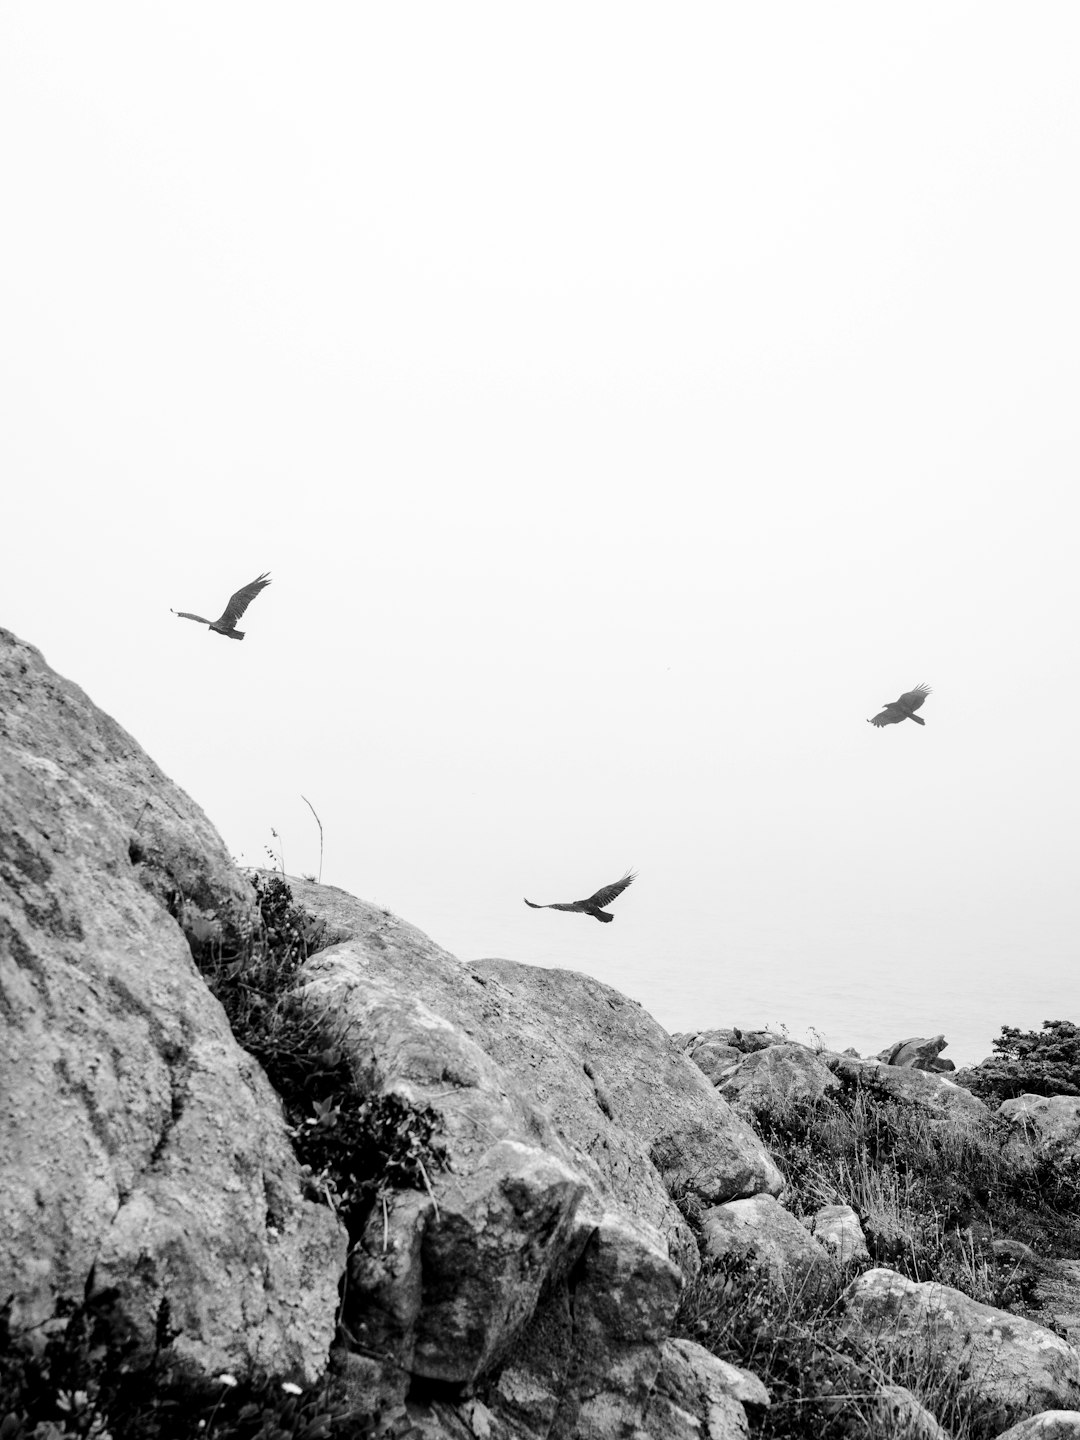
[867,706,900,727]
[524,898,582,911]
[897,683,931,713]
[582,871,636,909]
[172,610,212,625]
[214,572,271,629]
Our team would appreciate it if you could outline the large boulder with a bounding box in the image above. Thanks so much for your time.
[289,879,783,1434]
[998,1095,1080,1163]
[840,1268,1080,1428]
[714,1042,840,1110]
[700,1193,839,1293]
[673,1028,786,1086]
[0,630,346,1383]
[825,1052,989,1119]
[289,876,782,1284]
[471,958,784,1220]
[641,1338,769,1439]
[875,1035,955,1072]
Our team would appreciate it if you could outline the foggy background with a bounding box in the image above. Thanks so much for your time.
[3,5,1077,1065]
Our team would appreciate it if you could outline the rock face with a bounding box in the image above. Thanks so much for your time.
[713,1042,841,1109]
[0,630,346,1383]
[807,1204,870,1266]
[876,1034,956,1072]
[999,1094,1080,1162]
[840,1268,1080,1428]
[825,1051,989,1118]
[471,958,784,1232]
[672,1028,787,1086]
[289,878,784,1433]
[700,1193,838,1293]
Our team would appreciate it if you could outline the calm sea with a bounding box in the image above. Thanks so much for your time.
[414,904,1079,1073]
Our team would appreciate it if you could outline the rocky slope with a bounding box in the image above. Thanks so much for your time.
[2,625,1079,1440]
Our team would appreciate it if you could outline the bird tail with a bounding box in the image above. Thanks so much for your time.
[909,715,925,726]
[224,628,245,640]
[592,910,615,923]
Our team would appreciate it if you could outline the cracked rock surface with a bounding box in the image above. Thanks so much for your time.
[0,629,346,1383]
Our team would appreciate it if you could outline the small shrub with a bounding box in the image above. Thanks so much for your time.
[0,1295,365,1440]
[954,1019,1080,1104]
[187,873,446,1240]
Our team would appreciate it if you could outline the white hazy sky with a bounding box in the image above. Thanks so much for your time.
[3,5,1078,1063]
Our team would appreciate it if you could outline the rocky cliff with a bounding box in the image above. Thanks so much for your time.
[3,626,1079,1440]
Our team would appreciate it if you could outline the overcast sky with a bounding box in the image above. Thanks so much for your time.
[3,5,1077,1061]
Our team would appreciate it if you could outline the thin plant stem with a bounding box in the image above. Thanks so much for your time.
[301,794,324,884]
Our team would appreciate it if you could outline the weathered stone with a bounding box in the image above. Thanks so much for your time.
[672,1033,745,1083]
[841,1268,1080,1427]
[487,1211,683,1440]
[644,1336,767,1439]
[808,1204,870,1265]
[470,960,785,1229]
[0,630,346,1384]
[674,1029,788,1086]
[290,878,782,1289]
[875,1035,955,1071]
[998,1095,1080,1162]
[1035,1260,1080,1350]
[701,1193,839,1293]
[716,1043,840,1110]
[993,1414,1080,1439]
[296,955,593,1387]
[825,1053,989,1118]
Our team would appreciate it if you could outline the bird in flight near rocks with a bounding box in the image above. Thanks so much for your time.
[172,572,271,640]
[867,683,931,727]
[524,870,636,923]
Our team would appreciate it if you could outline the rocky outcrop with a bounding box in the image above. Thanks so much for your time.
[875,1034,956,1072]
[289,879,784,1433]
[288,880,782,1283]
[840,1268,1080,1428]
[0,630,346,1383]
[7,626,1080,1440]
[643,1339,769,1439]
[471,958,784,1225]
[713,1041,840,1109]
[700,1193,838,1293]
[672,1028,786,1086]
[825,1051,989,1118]
[999,1095,1080,1162]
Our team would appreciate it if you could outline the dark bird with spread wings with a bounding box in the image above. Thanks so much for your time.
[524,870,636,923]
[172,572,271,640]
[867,683,931,727]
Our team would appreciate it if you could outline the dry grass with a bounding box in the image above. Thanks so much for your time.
[675,1072,1080,1438]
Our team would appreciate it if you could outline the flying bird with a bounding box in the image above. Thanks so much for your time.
[867,683,931,727]
[524,870,636,923]
[172,572,271,640]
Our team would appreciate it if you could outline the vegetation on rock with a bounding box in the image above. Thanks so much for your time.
[955,1019,1080,1103]
[1,874,446,1440]
[188,872,447,1242]
[0,1291,361,1440]
[675,1064,1080,1440]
